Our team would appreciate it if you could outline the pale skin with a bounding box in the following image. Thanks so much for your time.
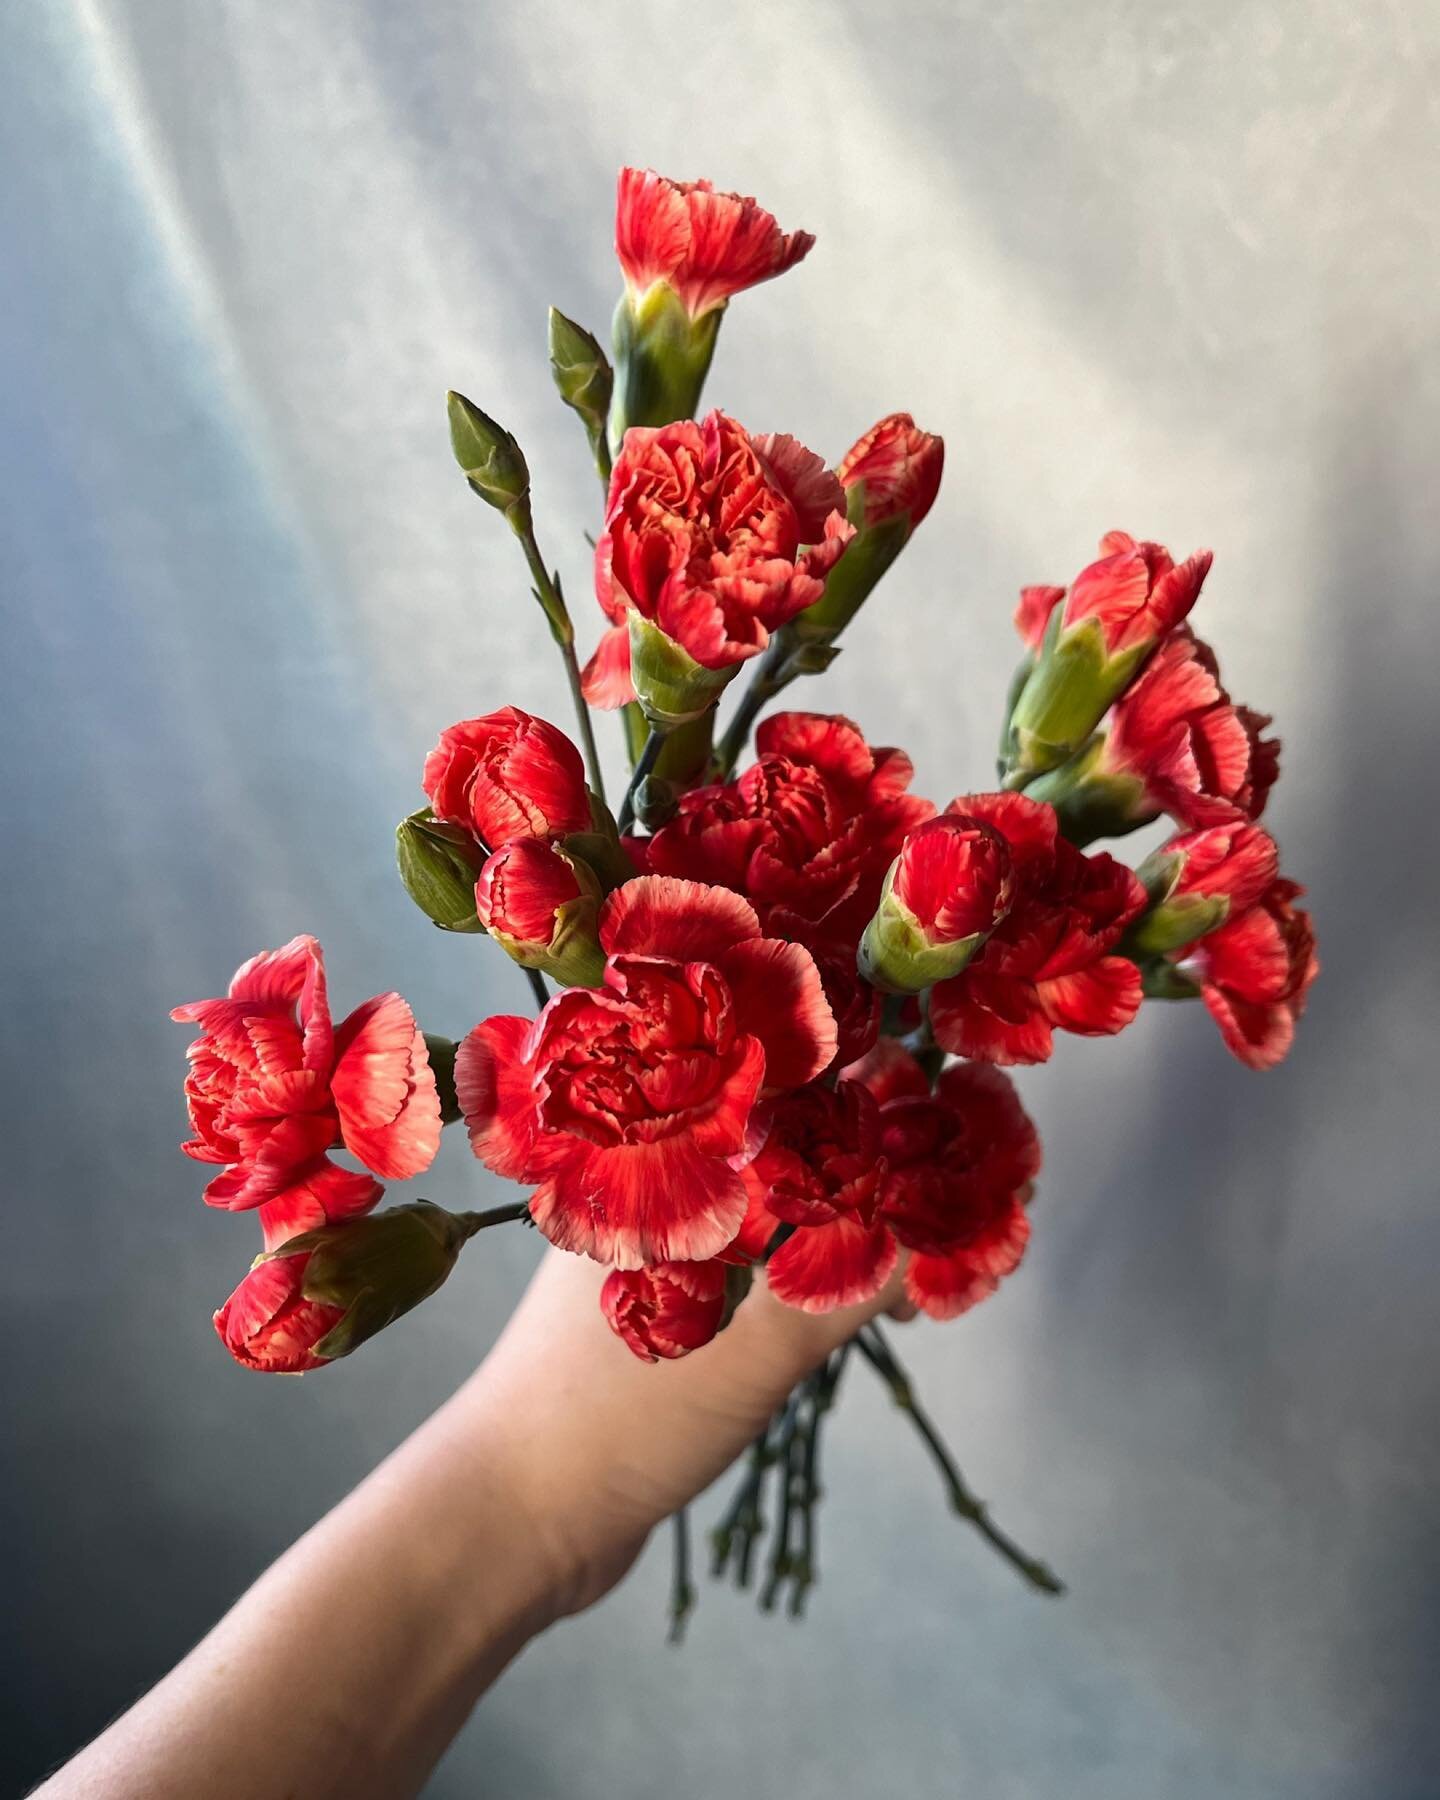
[35,1250,913,1800]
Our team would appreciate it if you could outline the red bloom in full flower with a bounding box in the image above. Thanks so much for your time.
[581,413,854,709]
[836,413,945,530]
[214,1248,344,1373]
[734,1080,897,1312]
[455,877,836,1268]
[851,1041,1040,1319]
[642,711,934,945]
[1101,630,1280,828]
[1061,530,1214,656]
[928,794,1147,1065]
[1175,877,1319,1070]
[423,707,591,849]
[172,936,442,1248]
[600,1260,729,1362]
[615,168,815,320]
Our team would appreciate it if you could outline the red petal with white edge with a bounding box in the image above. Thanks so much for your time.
[718,938,837,1089]
[529,1136,749,1269]
[203,1112,337,1210]
[580,623,637,709]
[756,711,873,790]
[221,934,333,1072]
[330,994,442,1180]
[767,1214,898,1313]
[454,1015,540,1180]
[904,1204,1030,1321]
[930,971,1055,1066]
[1037,957,1142,1037]
[749,434,846,541]
[1202,985,1295,1070]
[213,1259,344,1373]
[600,875,761,963]
[841,1036,932,1103]
[256,1159,384,1250]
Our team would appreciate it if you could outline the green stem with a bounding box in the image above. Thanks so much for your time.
[667,1509,695,1645]
[710,1428,772,1586]
[715,632,792,778]
[454,1201,533,1237]
[616,727,667,834]
[522,966,549,1012]
[856,1325,1064,1596]
[758,1393,803,1613]
[510,509,607,807]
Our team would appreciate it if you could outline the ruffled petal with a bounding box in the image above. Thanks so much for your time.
[454,1015,540,1179]
[600,875,761,961]
[1036,957,1142,1038]
[580,623,637,709]
[766,1214,897,1313]
[716,937,837,1088]
[256,1159,384,1250]
[529,1135,749,1268]
[331,993,442,1180]
[904,1202,1030,1321]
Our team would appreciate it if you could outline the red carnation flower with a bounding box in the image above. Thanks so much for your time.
[600,1259,729,1362]
[928,794,1146,1065]
[581,413,854,710]
[214,1249,344,1373]
[1165,820,1281,914]
[172,936,441,1248]
[1174,877,1319,1070]
[615,168,815,320]
[1063,530,1214,657]
[734,1080,897,1313]
[852,1042,1039,1319]
[642,711,934,945]
[1102,630,1280,828]
[455,877,836,1268]
[860,814,1014,993]
[837,412,944,530]
[810,943,884,1070]
[423,706,591,848]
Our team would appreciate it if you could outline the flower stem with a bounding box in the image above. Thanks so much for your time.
[522,966,549,1012]
[759,1392,804,1612]
[615,726,668,834]
[667,1509,695,1645]
[715,632,792,779]
[509,508,607,807]
[453,1201,533,1237]
[856,1324,1065,1596]
[710,1428,772,1586]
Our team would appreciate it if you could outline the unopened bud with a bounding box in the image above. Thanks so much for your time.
[476,838,605,988]
[447,389,530,515]
[549,308,613,457]
[859,816,1012,994]
[396,809,487,933]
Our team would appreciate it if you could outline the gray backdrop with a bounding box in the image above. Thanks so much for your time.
[3,3,1438,1796]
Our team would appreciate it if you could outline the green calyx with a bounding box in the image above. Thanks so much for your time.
[628,612,738,729]
[1024,736,1153,847]
[1002,610,1149,784]
[857,868,988,995]
[276,1202,474,1363]
[549,308,613,476]
[396,810,487,933]
[607,283,722,456]
[791,505,912,645]
[1123,844,1230,957]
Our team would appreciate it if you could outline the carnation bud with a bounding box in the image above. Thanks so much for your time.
[1126,821,1279,957]
[1002,534,1212,784]
[396,809,487,933]
[548,308,613,471]
[794,415,944,646]
[476,838,605,987]
[215,1201,478,1372]
[447,389,530,517]
[859,815,1013,994]
[600,1258,729,1362]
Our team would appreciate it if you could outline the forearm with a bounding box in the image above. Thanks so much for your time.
[34,1387,564,1800]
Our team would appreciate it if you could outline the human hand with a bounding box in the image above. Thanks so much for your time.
[453,1248,913,1619]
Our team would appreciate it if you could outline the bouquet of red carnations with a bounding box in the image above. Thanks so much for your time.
[174,168,1318,1632]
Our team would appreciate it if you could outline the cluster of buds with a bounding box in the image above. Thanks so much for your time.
[171,160,1316,1633]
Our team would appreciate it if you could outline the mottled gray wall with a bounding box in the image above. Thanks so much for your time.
[3,3,1438,1796]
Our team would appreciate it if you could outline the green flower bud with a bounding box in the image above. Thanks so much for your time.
[549,308,613,465]
[447,389,530,515]
[396,809,486,933]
